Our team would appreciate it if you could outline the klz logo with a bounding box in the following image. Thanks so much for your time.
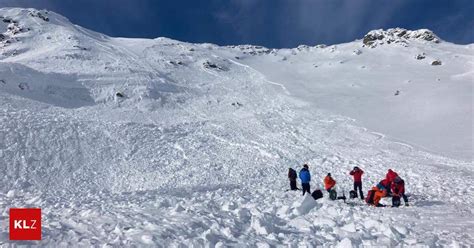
[9,208,41,240]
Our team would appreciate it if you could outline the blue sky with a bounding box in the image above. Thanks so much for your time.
[0,0,472,48]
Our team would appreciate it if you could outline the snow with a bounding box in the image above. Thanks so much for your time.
[0,7,473,246]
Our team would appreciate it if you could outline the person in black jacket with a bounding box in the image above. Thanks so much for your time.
[288,167,298,190]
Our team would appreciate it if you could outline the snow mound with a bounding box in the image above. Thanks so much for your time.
[0,63,93,108]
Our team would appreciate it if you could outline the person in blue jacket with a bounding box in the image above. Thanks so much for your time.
[299,164,311,195]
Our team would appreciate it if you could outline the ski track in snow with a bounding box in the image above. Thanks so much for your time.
[227,58,292,95]
[0,8,473,247]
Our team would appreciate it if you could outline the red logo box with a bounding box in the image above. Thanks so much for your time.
[9,208,42,240]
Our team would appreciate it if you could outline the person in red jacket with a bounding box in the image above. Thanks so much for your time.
[349,166,364,199]
[385,169,399,195]
[386,169,399,182]
[391,176,409,206]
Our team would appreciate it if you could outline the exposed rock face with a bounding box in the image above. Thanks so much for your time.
[228,45,275,56]
[203,61,228,71]
[0,11,32,49]
[431,60,442,66]
[28,10,49,22]
[362,28,441,48]
[416,54,426,60]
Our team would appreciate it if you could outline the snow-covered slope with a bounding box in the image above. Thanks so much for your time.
[230,29,473,161]
[0,8,473,246]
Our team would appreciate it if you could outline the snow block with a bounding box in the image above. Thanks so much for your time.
[296,195,320,215]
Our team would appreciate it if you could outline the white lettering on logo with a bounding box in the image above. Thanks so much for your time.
[13,220,37,229]
[30,220,37,229]
[14,220,22,229]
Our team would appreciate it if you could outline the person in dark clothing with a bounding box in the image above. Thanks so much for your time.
[349,166,364,199]
[299,164,311,196]
[288,167,298,190]
[391,176,409,206]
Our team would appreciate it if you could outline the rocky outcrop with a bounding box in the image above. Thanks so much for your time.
[227,45,276,56]
[362,28,441,48]
[28,10,49,22]
[431,60,442,66]
[203,61,228,71]
[415,53,426,60]
[0,14,30,50]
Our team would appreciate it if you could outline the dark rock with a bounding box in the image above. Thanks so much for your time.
[394,90,400,96]
[73,45,88,51]
[203,61,227,71]
[169,61,183,66]
[416,30,436,42]
[231,102,243,107]
[115,92,124,98]
[415,54,426,60]
[203,61,217,68]
[362,34,378,46]
[431,60,442,66]
[18,83,29,90]
[29,11,49,22]
[397,30,407,37]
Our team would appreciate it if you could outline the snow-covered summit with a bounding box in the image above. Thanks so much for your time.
[362,28,441,48]
[0,7,74,36]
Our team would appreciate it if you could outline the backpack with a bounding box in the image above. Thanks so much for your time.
[349,190,357,199]
[311,190,323,200]
[366,190,375,204]
[329,189,337,200]
[392,196,401,207]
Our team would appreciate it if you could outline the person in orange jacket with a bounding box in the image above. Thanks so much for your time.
[371,186,387,207]
[372,179,390,207]
[324,173,336,192]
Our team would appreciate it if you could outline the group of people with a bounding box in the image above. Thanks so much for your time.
[287,165,409,207]
[368,169,409,207]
